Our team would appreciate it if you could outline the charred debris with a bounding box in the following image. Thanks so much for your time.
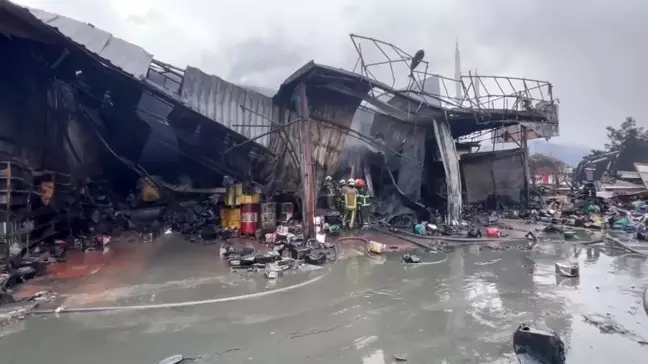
[0,1,559,295]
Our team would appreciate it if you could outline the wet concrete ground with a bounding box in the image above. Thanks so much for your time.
[1,233,648,363]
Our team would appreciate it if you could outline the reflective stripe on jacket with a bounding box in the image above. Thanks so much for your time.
[357,193,371,206]
[345,187,357,209]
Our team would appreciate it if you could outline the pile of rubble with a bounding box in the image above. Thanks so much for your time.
[222,223,335,279]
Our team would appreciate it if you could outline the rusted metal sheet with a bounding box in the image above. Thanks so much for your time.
[181,67,277,147]
[17,6,153,80]
[265,101,357,193]
[307,100,358,189]
[634,163,648,189]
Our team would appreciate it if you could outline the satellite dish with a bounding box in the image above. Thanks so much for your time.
[409,49,425,71]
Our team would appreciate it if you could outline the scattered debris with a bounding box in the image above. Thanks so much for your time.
[393,353,408,361]
[582,313,648,344]
[27,291,54,302]
[402,254,421,264]
[264,263,282,279]
[555,262,579,277]
[158,354,184,364]
[513,324,565,364]
[0,302,38,328]
[485,227,501,238]
[525,231,538,242]
[368,241,387,254]
[563,230,577,240]
[305,252,327,265]
[467,228,482,238]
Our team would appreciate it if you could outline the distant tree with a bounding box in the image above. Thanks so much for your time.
[604,117,648,151]
[582,117,648,171]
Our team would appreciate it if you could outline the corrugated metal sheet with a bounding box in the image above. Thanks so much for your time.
[634,163,648,189]
[181,67,277,147]
[262,99,358,193]
[21,7,153,80]
[618,170,640,179]
[307,98,358,191]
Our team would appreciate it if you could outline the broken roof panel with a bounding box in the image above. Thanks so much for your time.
[634,163,648,189]
[181,66,276,147]
[7,3,153,80]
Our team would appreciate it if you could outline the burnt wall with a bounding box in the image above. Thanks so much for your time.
[461,148,525,204]
[0,36,98,179]
[0,37,49,167]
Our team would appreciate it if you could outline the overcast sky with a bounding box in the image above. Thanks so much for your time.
[15,0,648,148]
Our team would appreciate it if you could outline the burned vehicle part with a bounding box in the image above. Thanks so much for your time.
[513,324,566,364]
[555,262,579,278]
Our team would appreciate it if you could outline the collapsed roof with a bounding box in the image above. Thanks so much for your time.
[0,1,559,205]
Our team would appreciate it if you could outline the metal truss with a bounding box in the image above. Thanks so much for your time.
[349,34,556,118]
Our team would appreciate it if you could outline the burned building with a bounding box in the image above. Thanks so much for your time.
[0,0,558,263]
[0,1,389,250]
[337,35,559,223]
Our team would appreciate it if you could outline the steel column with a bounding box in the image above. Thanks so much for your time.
[296,83,315,238]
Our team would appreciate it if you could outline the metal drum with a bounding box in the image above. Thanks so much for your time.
[220,208,240,229]
[240,204,259,235]
[260,202,276,231]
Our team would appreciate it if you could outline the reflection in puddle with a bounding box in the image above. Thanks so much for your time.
[361,348,385,364]
[353,335,378,350]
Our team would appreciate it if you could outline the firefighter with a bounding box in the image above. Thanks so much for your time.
[337,179,347,214]
[355,178,371,229]
[343,178,358,228]
[323,176,337,210]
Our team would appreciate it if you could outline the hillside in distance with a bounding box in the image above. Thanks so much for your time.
[480,140,592,167]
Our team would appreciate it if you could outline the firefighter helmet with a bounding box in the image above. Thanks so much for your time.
[348,178,356,186]
[355,179,366,189]
[339,179,347,186]
[325,176,332,182]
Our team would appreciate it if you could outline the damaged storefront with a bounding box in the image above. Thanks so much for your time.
[0,1,376,298]
[0,1,560,306]
[332,35,558,230]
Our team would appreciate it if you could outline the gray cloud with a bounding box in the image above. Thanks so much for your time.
[13,0,648,147]
[126,10,166,26]
[462,0,648,147]
[225,37,307,86]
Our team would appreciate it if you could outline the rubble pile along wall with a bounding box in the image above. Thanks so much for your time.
[461,148,525,205]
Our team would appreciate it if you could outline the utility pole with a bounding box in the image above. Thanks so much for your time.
[296,83,315,239]
[521,125,530,209]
